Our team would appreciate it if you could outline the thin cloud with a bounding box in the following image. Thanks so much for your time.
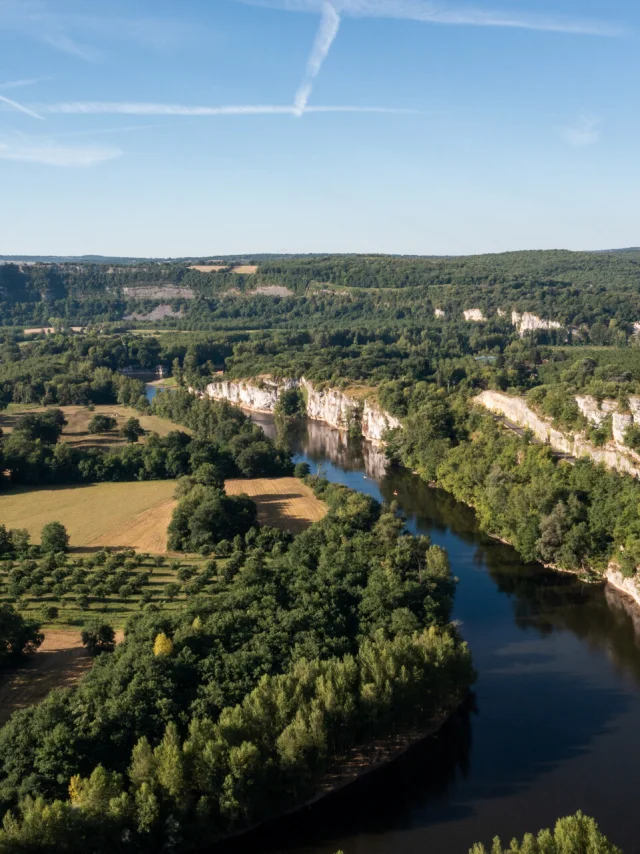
[294,1,341,115]
[36,101,412,116]
[561,115,602,147]
[0,94,43,120]
[0,77,48,90]
[239,0,623,36]
[0,137,122,167]
[0,0,188,61]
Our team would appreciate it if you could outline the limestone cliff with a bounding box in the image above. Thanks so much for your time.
[575,394,640,444]
[204,377,402,446]
[511,311,563,337]
[474,390,640,479]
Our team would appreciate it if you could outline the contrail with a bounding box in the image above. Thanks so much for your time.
[293,1,341,116]
[36,101,411,116]
[0,94,43,119]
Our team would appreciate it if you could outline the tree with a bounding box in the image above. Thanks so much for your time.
[41,606,59,622]
[120,417,145,443]
[153,632,173,657]
[294,462,311,479]
[81,622,116,655]
[167,486,258,552]
[165,582,180,601]
[0,605,43,668]
[40,522,69,554]
[14,410,66,444]
[87,414,117,434]
[470,812,621,854]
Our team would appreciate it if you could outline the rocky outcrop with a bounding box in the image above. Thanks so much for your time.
[463,309,486,322]
[205,378,298,412]
[434,308,445,318]
[204,377,402,446]
[605,566,640,611]
[474,390,640,479]
[511,311,563,337]
[575,394,640,444]
[575,395,618,426]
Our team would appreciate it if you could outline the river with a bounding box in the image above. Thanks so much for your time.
[223,412,640,854]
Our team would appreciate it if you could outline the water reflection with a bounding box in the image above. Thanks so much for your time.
[226,413,640,854]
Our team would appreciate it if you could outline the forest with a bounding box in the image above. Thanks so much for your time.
[0,479,474,851]
[2,250,640,339]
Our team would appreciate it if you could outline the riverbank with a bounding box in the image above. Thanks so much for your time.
[213,696,469,849]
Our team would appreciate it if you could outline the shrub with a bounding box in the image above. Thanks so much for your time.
[294,461,311,479]
[88,414,117,434]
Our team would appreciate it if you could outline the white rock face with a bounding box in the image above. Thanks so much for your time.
[463,309,486,322]
[434,308,445,318]
[606,566,640,611]
[497,308,506,317]
[575,395,618,426]
[613,412,634,444]
[204,377,402,446]
[474,390,640,478]
[511,311,563,337]
[205,378,297,412]
[575,394,640,444]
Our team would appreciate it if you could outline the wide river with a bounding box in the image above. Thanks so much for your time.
[220,412,640,854]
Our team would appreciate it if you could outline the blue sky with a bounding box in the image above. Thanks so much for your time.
[0,0,637,256]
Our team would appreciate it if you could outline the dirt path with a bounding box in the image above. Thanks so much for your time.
[0,631,92,726]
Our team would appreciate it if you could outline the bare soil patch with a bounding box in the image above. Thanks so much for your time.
[250,285,294,297]
[0,631,90,725]
[225,477,326,535]
[123,286,194,299]
[0,629,125,726]
[23,327,84,335]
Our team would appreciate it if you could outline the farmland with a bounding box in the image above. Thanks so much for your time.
[0,403,187,449]
[225,476,326,534]
[0,549,213,628]
[0,481,177,550]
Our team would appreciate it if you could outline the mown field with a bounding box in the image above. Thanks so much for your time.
[225,477,326,534]
[0,481,178,552]
[0,403,187,450]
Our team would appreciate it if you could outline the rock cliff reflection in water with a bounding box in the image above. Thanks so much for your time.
[223,414,640,854]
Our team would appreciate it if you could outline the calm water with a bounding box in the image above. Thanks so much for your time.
[225,414,640,854]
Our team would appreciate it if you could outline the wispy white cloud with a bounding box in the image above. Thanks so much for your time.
[0,77,48,90]
[0,0,190,61]
[0,136,122,167]
[0,94,43,120]
[560,114,602,147]
[294,2,341,115]
[238,0,623,37]
[35,101,412,117]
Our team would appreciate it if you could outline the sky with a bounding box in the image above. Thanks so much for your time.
[0,0,638,257]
